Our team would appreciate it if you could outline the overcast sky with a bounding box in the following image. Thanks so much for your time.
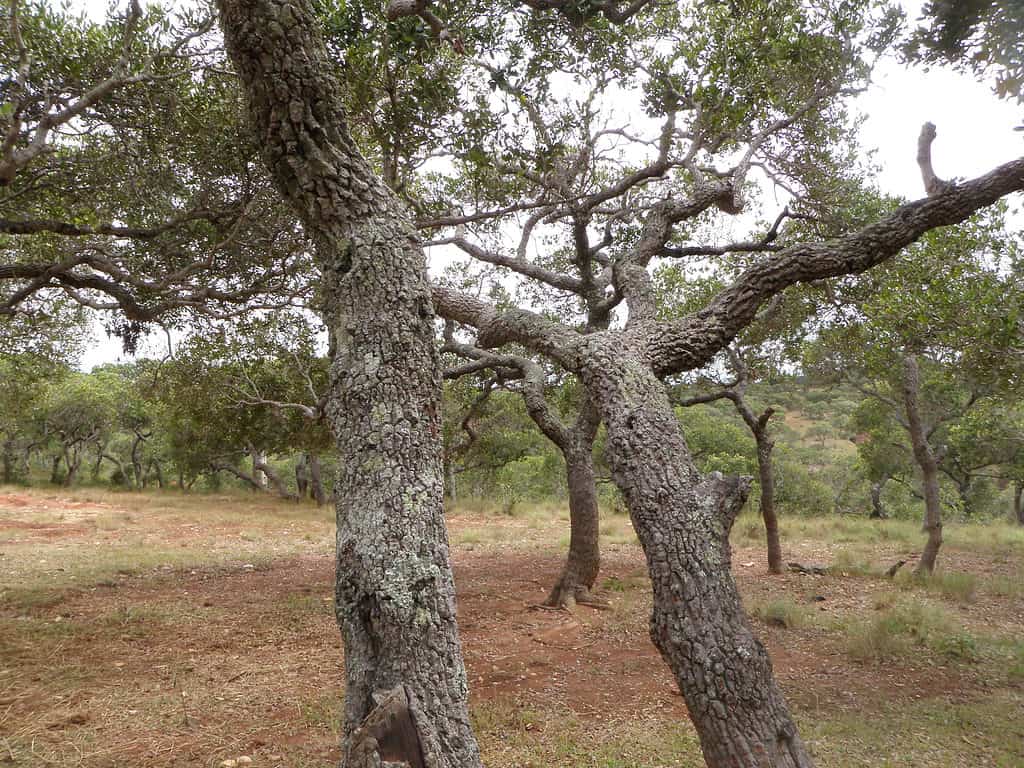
[78,2,1024,370]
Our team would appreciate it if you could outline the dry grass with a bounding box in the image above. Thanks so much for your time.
[2,489,1023,767]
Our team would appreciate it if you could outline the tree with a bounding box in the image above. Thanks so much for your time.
[905,1,1024,102]
[1,0,311,340]
[217,3,482,765]
[5,1,1024,765]
[443,329,605,609]
[807,207,1022,573]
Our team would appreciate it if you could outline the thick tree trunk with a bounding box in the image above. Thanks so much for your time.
[901,355,943,575]
[755,434,783,575]
[219,3,481,766]
[1013,480,1023,525]
[580,349,812,767]
[308,454,328,506]
[544,446,602,609]
[296,453,309,498]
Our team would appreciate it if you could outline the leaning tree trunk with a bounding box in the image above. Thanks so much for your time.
[252,452,299,501]
[902,355,943,575]
[544,445,603,609]
[580,348,813,768]
[754,433,783,575]
[218,3,481,766]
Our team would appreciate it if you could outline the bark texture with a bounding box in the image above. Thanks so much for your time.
[217,2,480,766]
[545,443,603,608]
[755,434,782,575]
[901,355,943,575]
[579,340,812,768]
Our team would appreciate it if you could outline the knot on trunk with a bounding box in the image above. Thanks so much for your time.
[348,685,443,768]
[698,471,751,538]
[385,0,426,20]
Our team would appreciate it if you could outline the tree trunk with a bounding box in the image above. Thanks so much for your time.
[252,448,268,489]
[131,433,146,489]
[219,3,481,766]
[50,454,62,485]
[2,440,14,484]
[443,456,457,503]
[580,349,812,767]
[755,433,783,575]
[252,452,299,501]
[63,446,80,487]
[869,478,888,519]
[308,454,328,506]
[149,459,164,489]
[544,445,602,609]
[901,355,943,575]
[1013,479,1023,525]
[296,453,309,498]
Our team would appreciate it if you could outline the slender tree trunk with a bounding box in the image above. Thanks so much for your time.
[580,349,812,768]
[869,477,888,519]
[149,459,164,489]
[443,456,457,503]
[544,445,602,609]
[2,440,14,484]
[131,433,146,489]
[295,453,309,498]
[219,3,481,765]
[50,454,62,485]
[63,447,80,487]
[251,448,268,489]
[308,454,328,506]
[754,433,782,575]
[901,355,943,575]
[955,476,974,518]
[91,445,106,482]
[1013,480,1023,525]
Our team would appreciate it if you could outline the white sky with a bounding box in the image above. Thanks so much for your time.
[77,2,1024,370]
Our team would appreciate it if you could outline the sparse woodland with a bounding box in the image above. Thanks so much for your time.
[2,1,1023,767]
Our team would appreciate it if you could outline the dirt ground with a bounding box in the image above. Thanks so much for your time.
[1,490,1022,767]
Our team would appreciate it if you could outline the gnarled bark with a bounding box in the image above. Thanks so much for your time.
[580,342,812,768]
[217,2,480,766]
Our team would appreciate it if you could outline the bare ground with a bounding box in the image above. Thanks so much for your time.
[1,490,1021,767]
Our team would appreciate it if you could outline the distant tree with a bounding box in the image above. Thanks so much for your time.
[808,208,1022,572]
